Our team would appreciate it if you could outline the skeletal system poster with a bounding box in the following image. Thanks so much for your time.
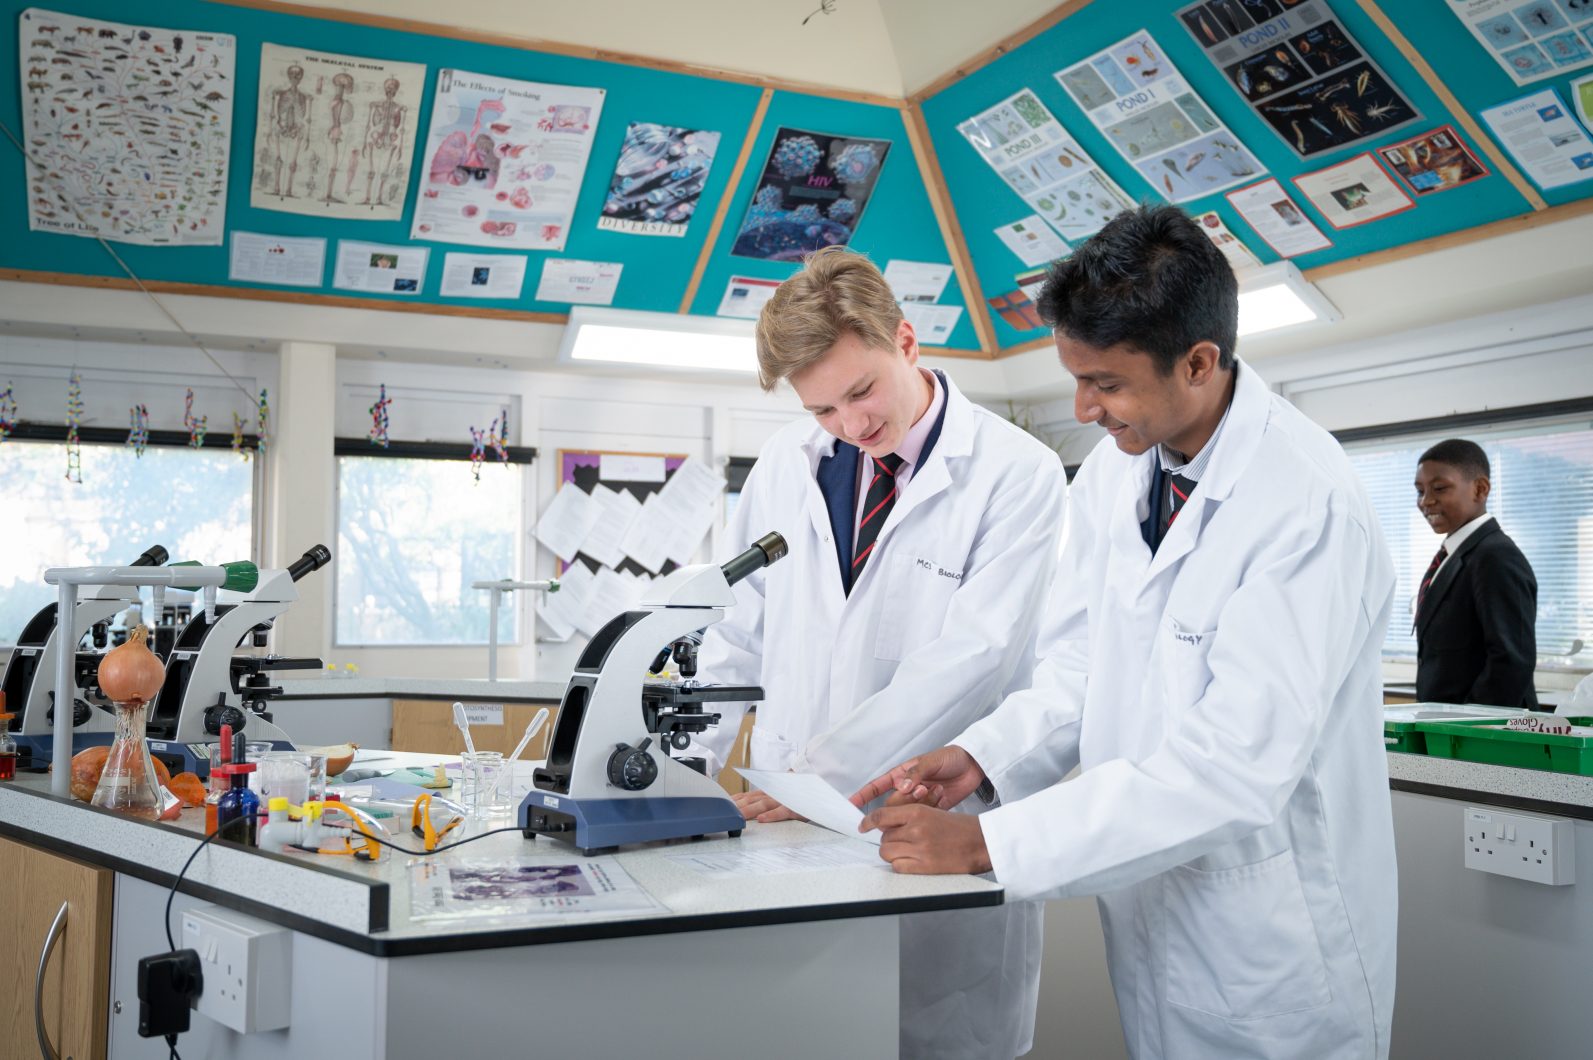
[598,121,721,236]
[250,44,425,220]
[732,127,891,260]
[957,88,1134,245]
[1177,0,1419,158]
[411,69,605,251]
[1056,29,1264,202]
[19,8,235,245]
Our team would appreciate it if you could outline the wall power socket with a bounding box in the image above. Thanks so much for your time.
[1464,807,1575,886]
[180,906,292,1033]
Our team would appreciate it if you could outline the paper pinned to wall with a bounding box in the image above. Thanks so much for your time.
[579,566,647,637]
[1446,0,1593,87]
[534,485,600,562]
[717,275,783,319]
[994,216,1070,268]
[440,253,529,299]
[538,560,593,640]
[333,240,429,294]
[620,494,673,574]
[900,303,963,346]
[229,232,327,287]
[600,455,666,483]
[535,259,623,305]
[1192,212,1261,270]
[883,260,954,303]
[1480,88,1593,190]
[1225,178,1333,257]
[581,485,643,569]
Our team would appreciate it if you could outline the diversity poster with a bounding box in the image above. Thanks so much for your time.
[957,88,1134,245]
[411,69,605,251]
[1376,126,1490,195]
[598,122,721,236]
[1176,0,1419,158]
[1446,0,1593,85]
[1056,29,1264,202]
[732,127,891,260]
[250,44,425,219]
[19,8,235,245]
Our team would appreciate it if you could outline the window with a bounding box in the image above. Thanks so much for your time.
[335,454,524,645]
[1345,417,1593,670]
[0,440,255,645]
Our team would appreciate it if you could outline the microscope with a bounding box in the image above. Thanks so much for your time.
[144,545,331,778]
[1,545,167,768]
[523,532,786,855]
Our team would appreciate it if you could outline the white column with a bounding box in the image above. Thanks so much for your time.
[268,341,337,661]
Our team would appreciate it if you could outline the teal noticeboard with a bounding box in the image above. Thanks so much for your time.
[0,0,977,349]
[919,0,1588,351]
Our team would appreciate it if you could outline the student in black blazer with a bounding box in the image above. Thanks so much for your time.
[1413,439,1538,708]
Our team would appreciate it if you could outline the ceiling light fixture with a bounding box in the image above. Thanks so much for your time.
[1236,261,1340,339]
[557,306,759,375]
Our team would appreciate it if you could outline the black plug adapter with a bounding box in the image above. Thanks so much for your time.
[137,949,203,1038]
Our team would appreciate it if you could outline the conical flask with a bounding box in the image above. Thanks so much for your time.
[92,699,166,818]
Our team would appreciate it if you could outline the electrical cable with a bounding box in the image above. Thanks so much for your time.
[0,118,257,403]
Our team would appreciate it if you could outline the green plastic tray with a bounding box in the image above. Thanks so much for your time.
[1383,706,1528,755]
[1416,716,1593,775]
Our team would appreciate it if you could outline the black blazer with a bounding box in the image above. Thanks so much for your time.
[1415,519,1538,709]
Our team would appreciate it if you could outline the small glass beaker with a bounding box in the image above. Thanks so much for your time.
[458,751,508,819]
[255,752,326,815]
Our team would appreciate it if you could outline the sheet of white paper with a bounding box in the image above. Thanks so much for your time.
[667,842,886,878]
[1226,179,1332,258]
[1192,212,1261,271]
[600,454,666,483]
[409,856,659,920]
[735,768,880,846]
[229,232,326,287]
[534,485,600,563]
[655,458,726,566]
[620,494,673,574]
[535,259,623,305]
[717,275,782,319]
[440,253,529,298]
[538,561,593,639]
[581,485,642,569]
[1481,89,1593,191]
[900,303,963,346]
[883,260,953,303]
[334,240,429,294]
[580,566,639,637]
[994,215,1070,267]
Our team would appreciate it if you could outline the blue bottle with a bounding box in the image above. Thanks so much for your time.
[216,733,260,845]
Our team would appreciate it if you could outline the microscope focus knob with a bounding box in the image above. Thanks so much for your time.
[204,703,247,736]
[607,739,658,792]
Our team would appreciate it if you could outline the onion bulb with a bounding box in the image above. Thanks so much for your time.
[97,625,166,705]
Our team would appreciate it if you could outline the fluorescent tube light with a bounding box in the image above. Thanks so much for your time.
[557,307,758,374]
[1236,261,1340,339]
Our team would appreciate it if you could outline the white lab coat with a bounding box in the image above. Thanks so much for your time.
[695,374,1065,1060]
[957,361,1398,1060]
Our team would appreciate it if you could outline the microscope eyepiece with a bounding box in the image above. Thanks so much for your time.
[720,532,788,587]
[133,545,169,567]
[287,545,332,582]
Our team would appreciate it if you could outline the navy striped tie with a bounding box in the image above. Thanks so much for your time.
[850,453,904,593]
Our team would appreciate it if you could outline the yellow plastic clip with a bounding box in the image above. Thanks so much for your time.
[316,802,384,863]
[411,793,463,852]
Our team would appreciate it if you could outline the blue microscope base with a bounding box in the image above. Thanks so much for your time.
[520,791,745,854]
[146,737,296,779]
[14,731,115,768]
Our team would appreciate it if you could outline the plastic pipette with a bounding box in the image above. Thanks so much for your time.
[452,701,477,758]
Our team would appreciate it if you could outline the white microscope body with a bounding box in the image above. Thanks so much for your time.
[145,546,330,776]
[1,546,168,765]
[524,533,787,855]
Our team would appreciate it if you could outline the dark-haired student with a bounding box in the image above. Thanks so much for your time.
[854,204,1399,1059]
[1413,439,1538,708]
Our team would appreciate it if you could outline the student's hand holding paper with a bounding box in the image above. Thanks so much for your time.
[851,745,987,811]
[859,804,992,876]
[732,787,807,824]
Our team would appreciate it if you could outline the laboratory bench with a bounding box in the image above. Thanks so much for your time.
[0,756,997,1059]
